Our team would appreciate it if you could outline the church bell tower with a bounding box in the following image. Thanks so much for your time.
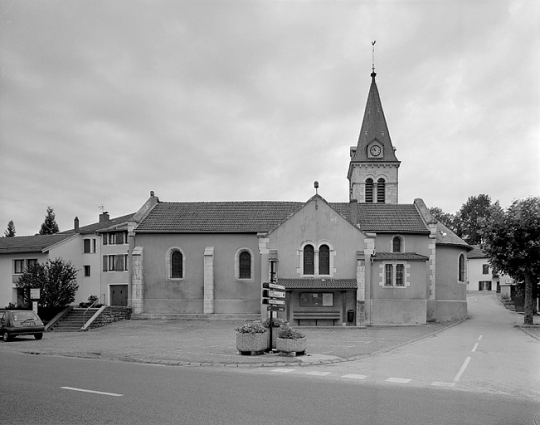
[347,70,400,204]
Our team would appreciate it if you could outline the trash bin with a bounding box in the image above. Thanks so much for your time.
[347,309,355,323]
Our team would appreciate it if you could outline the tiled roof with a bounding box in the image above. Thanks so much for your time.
[136,202,303,233]
[373,252,429,261]
[63,213,136,235]
[0,234,74,254]
[467,245,487,259]
[279,278,357,289]
[331,203,430,234]
[435,222,473,251]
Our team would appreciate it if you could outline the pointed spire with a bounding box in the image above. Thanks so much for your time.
[350,68,399,164]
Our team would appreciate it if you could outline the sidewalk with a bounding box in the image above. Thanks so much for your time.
[1,294,537,367]
[0,319,460,367]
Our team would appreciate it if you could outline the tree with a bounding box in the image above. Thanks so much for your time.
[16,258,79,308]
[457,194,493,245]
[4,220,16,237]
[39,206,59,235]
[428,207,459,234]
[482,197,540,325]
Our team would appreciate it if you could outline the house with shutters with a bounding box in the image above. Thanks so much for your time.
[0,212,135,308]
[126,70,472,325]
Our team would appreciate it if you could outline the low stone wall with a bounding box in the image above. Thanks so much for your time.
[89,306,132,329]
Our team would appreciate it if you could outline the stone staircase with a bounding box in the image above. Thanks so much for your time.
[49,308,99,332]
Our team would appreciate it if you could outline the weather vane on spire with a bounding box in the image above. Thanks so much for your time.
[371,40,376,74]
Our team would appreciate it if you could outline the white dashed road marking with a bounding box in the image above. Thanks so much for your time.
[341,374,367,380]
[453,357,471,382]
[271,368,295,373]
[471,343,479,352]
[306,371,331,376]
[61,387,123,397]
[431,382,456,388]
[385,378,411,383]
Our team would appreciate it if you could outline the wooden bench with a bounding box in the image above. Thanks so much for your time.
[293,311,341,326]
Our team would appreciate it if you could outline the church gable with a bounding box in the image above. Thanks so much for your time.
[265,194,366,280]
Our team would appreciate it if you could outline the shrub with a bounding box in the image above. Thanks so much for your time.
[262,317,288,328]
[235,322,267,334]
[278,324,305,339]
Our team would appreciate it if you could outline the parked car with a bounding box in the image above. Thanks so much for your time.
[0,310,44,342]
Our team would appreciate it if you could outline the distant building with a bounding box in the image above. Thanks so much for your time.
[467,245,514,294]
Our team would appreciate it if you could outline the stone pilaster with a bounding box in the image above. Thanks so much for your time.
[356,252,366,326]
[131,246,144,314]
[203,247,214,314]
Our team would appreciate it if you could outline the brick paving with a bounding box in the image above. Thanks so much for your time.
[0,319,460,367]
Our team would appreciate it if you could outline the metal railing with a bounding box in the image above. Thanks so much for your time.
[83,294,106,321]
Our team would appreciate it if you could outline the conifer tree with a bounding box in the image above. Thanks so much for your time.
[4,220,16,237]
[39,206,59,235]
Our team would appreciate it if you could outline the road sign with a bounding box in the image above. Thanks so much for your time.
[267,306,285,312]
[261,298,285,305]
[30,288,40,299]
[262,282,285,291]
[268,290,285,299]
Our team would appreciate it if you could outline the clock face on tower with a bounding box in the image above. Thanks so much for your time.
[369,145,382,157]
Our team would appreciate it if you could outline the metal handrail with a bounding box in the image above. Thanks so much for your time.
[83,294,106,321]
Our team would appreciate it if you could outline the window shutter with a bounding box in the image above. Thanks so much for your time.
[103,256,108,272]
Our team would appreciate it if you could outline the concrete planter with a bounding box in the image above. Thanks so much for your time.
[276,336,307,354]
[236,332,268,353]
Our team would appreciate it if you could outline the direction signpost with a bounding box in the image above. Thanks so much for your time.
[261,272,286,351]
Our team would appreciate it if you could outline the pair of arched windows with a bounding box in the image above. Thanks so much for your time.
[365,178,386,203]
[303,244,330,275]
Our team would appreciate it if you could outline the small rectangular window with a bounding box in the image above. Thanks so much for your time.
[84,265,91,277]
[14,260,24,274]
[299,292,333,307]
[385,264,393,286]
[84,239,91,253]
[482,264,489,274]
[396,264,404,286]
[27,259,38,269]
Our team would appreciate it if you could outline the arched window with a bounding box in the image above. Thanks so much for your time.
[239,251,251,279]
[458,254,466,282]
[377,178,385,203]
[392,236,401,253]
[319,244,330,275]
[365,179,374,203]
[171,250,183,279]
[303,244,314,275]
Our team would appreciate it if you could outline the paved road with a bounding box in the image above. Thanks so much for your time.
[1,350,538,425]
[238,293,540,401]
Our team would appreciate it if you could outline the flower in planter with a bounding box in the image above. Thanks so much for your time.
[235,322,267,334]
[277,324,305,339]
[262,317,288,328]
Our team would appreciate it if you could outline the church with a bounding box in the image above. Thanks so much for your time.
[125,70,472,326]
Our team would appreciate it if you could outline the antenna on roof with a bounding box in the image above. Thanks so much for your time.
[314,181,319,195]
[98,205,104,213]
[371,40,377,78]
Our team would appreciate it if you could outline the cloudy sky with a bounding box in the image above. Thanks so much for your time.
[1,0,538,236]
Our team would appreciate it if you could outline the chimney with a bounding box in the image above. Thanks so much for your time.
[74,217,80,232]
[99,211,110,223]
[350,199,358,225]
